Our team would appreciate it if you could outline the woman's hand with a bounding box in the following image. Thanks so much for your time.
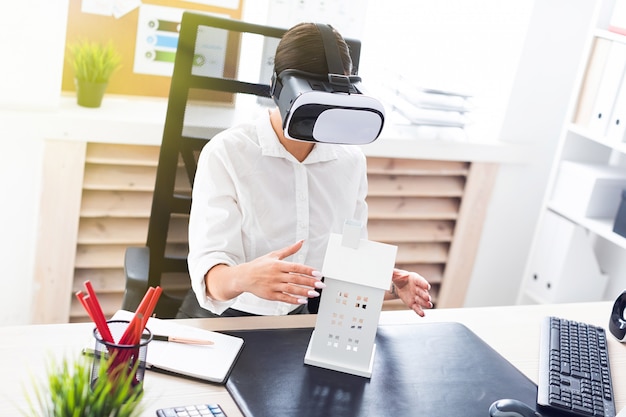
[389,268,433,317]
[206,240,326,305]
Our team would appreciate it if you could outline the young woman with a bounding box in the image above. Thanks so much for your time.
[178,22,432,318]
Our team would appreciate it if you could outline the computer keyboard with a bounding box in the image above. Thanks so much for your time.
[156,403,226,417]
[538,316,616,417]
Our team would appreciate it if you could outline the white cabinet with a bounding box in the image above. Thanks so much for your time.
[519,0,626,305]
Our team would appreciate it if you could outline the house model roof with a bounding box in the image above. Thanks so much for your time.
[321,233,397,291]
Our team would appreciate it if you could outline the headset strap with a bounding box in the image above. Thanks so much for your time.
[315,23,345,76]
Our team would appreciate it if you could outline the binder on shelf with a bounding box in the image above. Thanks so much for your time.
[606,69,626,143]
[588,40,626,136]
[525,211,608,304]
[573,37,612,126]
[614,189,626,238]
[551,160,626,219]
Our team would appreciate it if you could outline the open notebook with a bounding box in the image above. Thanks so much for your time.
[84,310,244,384]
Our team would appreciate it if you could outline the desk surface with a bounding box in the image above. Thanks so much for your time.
[1,302,624,416]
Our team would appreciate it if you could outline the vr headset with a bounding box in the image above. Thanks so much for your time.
[270,24,385,145]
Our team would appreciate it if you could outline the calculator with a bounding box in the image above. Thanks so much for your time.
[156,403,226,417]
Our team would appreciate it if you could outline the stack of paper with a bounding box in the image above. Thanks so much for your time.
[393,86,472,128]
[376,73,473,140]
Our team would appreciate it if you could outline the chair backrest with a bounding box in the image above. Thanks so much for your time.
[132,12,361,317]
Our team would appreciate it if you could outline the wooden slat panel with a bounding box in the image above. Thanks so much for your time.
[168,217,190,245]
[83,163,191,192]
[76,242,189,268]
[382,299,408,310]
[74,269,190,292]
[80,190,152,217]
[69,292,123,322]
[394,263,444,284]
[74,268,125,292]
[438,162,499,308]
[77,216,188,244]
[77,218,149,244]
[33,140,86,324]
[86,143,160,166]
[71,143,192,322]
[160,272,192,291]
[164,243,190,259]
[395,242,449,264]
[83,163,157,191]
[367,197,460,219]
[367,175,465,197]
[368,219,454,242]
[429,285,440,305]
[382,282,441,311]
[75,244,126,268]
[367,157,469,175]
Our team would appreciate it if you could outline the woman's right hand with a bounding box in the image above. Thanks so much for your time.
[205,240,326,304]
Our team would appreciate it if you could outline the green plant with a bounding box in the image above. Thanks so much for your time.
[68,40,121,83]
[22,354,145,417]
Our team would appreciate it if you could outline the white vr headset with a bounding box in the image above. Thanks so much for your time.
[270,24,385,145]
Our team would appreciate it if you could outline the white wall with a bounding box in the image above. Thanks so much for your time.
[360,0,534,142]
[465,0,601,307]
[0,2,69,325]
[0,2,67,110]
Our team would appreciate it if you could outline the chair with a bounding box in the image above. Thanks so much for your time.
[121,12,361,318]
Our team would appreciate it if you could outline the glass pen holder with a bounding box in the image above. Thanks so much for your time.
[91,320,152,392]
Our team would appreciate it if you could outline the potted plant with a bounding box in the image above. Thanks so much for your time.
[22,355,145,417]
[68,39,121,108]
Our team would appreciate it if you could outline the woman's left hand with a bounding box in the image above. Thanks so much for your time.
[390,268,433,317]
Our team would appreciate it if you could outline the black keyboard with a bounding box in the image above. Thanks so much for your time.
[538,316,616,417]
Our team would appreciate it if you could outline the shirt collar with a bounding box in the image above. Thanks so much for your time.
[256,111,339,164]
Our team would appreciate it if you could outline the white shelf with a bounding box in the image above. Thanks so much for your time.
[547,202,626,249]
[568,123,626,154]
[595,28,626,44]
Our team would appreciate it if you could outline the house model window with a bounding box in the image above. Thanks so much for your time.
[304,220,398,378]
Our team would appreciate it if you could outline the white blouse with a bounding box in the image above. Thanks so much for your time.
[187,111,368,315]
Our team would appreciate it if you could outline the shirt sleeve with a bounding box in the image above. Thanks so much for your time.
[187,139,243,314]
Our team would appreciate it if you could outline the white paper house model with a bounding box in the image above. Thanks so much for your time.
[304,221,397,378]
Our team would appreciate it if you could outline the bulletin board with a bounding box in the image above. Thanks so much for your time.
[62,0,244,98]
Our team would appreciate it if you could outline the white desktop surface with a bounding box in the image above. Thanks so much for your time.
[1,302,623,416]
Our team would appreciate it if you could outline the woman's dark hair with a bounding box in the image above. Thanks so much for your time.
[273,22,352,77]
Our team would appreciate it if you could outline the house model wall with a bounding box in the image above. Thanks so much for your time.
[304,222,397,378]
